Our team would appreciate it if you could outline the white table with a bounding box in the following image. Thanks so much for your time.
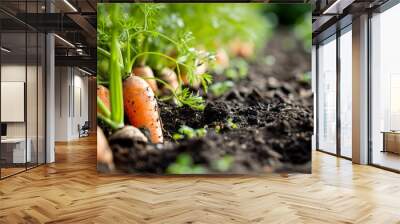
[1,138,31,163]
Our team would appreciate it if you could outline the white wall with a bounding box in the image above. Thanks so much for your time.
[55,66,69,141]
[55,66,89,141]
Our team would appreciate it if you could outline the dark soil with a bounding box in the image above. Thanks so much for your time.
[106,29,313,174]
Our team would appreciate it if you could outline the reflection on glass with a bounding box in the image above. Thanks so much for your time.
[318,36,337,154]
[340,28,352,158]
[371,4,400,171]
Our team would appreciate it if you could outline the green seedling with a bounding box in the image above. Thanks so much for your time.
[264,55,276,66]
[212,155,234,172]
[173,125,207,140]
[209,81,235,97]
[224,58,249,80]
[227,118,238,129]
[214,125,221,134]
[167,153,207,174]
[299,72,311,84]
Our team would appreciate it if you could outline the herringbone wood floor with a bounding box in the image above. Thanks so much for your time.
[0,135,400,224]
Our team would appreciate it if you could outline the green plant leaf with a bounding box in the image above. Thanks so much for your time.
[212,155,234,172]
[210,81,235,97]
[176,153,193,166]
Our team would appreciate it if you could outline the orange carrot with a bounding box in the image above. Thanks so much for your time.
[123,75,163,143]
[230,39,254,59]
[215,48,230,69]
[97,85,110,114]
[160,67,179,90]
[239,41,254,58]
[132,66,158,93]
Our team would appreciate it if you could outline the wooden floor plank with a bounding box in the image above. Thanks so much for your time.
[0,135,399,223]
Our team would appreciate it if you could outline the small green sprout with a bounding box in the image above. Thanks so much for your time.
[212,155,234,172]
[175,88,206,111]
[227,118,238,129]
[236,59,249,78]
[200,73,213,93]
[264,55,276,66]
[172,125,207,140]
[215,125,221,134]
[300,72,311,84]
[224,58,249,80]
[209,81,235,97]
[167,153,207,174]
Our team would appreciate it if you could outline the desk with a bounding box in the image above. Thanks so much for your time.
[1,138,31,163]
[382,131,400,154]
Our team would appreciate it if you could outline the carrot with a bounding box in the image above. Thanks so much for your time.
[238,41,254,59]
[97,85,110,114]
[230,39,255,59]
[132,66,158,93]
[215,48,230,69]
[123,75,163,143]
[97,126,114,170]
[160,67,179,90]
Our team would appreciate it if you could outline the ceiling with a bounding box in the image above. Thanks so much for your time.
[0,0,96,74]
[311,0,389,43]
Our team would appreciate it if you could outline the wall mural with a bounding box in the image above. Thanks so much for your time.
[96,3,313,174]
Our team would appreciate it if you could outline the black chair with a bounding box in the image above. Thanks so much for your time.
[79,121,90,138]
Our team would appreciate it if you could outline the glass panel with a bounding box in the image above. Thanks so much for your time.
[339,28,352,158]
[38,32,45,165]
[0,0,46,178]
[312,46,317,151]
[27,31,38,169]
[26,0,39,169]
[317,36,337,154]
[371,4,400,171]
[1,30,27,177]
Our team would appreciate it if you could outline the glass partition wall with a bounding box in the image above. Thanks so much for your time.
[317,35,337,155]
[370,3,400,171]
[315,0,400,172]
[316,25,353,159]
[0,2,46,179]
[339,26,352,159]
